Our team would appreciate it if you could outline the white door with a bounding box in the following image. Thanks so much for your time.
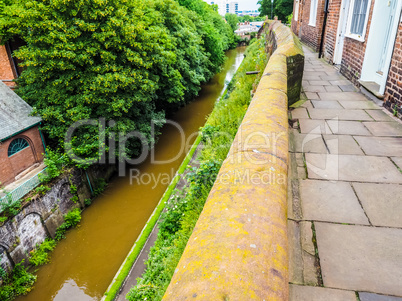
[377,0,398,75]
[361,0,402,94]
[333,0,351,65]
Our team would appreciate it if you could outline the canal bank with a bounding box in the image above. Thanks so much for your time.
[15,47,246,301]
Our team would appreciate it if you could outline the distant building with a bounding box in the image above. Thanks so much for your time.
[237,10,260,17]
[0,82,45,186]
[203,0,239,16]
[235,21,264,37]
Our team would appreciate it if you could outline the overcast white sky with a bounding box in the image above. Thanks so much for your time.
[237,0,260,11]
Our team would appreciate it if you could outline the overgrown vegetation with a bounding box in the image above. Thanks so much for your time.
[0,0,235,166]
[258,0,294,22]
[0,261,36,301]
[55,208,82,241]
[127,37,269,301]
[29,239,57,266]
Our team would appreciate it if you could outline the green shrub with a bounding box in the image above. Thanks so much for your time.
[0,261,36,301]
[39,150,69,183]
[0,195,21,217]
[93,178,107,197]
[35,185,51,196]
[0,216,7,224]
[55,209,82,241]
[29,239,57,266]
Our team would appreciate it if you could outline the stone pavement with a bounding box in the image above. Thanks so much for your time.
[288,46,402,301]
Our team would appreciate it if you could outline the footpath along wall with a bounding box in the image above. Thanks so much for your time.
[162,21,304,300]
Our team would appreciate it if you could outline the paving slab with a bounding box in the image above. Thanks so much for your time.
[354,136,402,156]
[391,157,402,170]
[353,183,402,228]
[291,107,309,119]
[309,80,331,86]
[299,100,313,109]
[318,91,368,101]
[365,110,395,122]
[299,119,331,134]
[323,135,364,155]
[300,180,369,224]
[315,223,402,296]
[304,75,322,81]
[324,85,342,92]
[338,100,381,110]
[305,154,402,183]
[363,122,402,137]
[320,76,347,82]
[305,92,320,100]
[359,292,402,301]
[290,284,356,301]
[305,71,328,77]
[327,120,372,136]
[304,85,327,93]
[309,109,372,121]
[288,220,304,284]
[289,131,328,154]
[339,84,359,92]
[311,100,343,109]
[329,80,354,86]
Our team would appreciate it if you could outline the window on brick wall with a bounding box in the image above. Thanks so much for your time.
[309,0,318,26]
[295,0,300,21]
[8,138,29,157]
[346,0,371,41]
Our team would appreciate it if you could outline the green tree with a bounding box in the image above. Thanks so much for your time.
[178,0,236,71]
[225,13,239,31]
[0,0,232,164]
[258,0,294,21]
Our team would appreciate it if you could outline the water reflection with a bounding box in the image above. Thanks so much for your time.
[53,279,97,301]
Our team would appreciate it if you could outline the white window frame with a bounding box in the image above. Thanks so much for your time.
[309,0,319,26]
[345,0,372,42]
[295,0,300,21]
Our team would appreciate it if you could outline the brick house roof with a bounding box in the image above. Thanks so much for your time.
[0,81,41,141]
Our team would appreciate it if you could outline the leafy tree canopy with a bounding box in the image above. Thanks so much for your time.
[225,13,239,31]
[0,0,234,165]
[258,0,294,22]
[238,15,265,23]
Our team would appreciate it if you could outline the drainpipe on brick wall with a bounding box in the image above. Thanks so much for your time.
[318,0,330,58]
[38,123,47,156]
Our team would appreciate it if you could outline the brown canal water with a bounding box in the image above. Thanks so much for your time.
[16,47,246,301]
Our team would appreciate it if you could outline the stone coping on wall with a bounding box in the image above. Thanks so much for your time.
[162,21,304,300]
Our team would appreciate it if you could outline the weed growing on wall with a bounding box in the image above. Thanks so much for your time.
[29,239,57,266]
[127,38,268,301]
[55,208,82,241]
[0,261,36,301]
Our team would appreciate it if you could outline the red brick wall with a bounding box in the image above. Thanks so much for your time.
[291,0,301,35]
[323,0,342,62]
[0,126,45,186]
[0,45,16,89]
[384,23,402,115]
[338,0,375,85]
[294,0,326,51]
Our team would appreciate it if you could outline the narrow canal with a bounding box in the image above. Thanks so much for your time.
[16,47,246,301]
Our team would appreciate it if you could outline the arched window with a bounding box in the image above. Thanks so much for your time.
[8,138,29,157]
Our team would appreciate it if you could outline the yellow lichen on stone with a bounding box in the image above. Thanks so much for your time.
[162,21,304,301]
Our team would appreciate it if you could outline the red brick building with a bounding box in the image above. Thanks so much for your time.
[0,81,45,186]
[291,0,402,116]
